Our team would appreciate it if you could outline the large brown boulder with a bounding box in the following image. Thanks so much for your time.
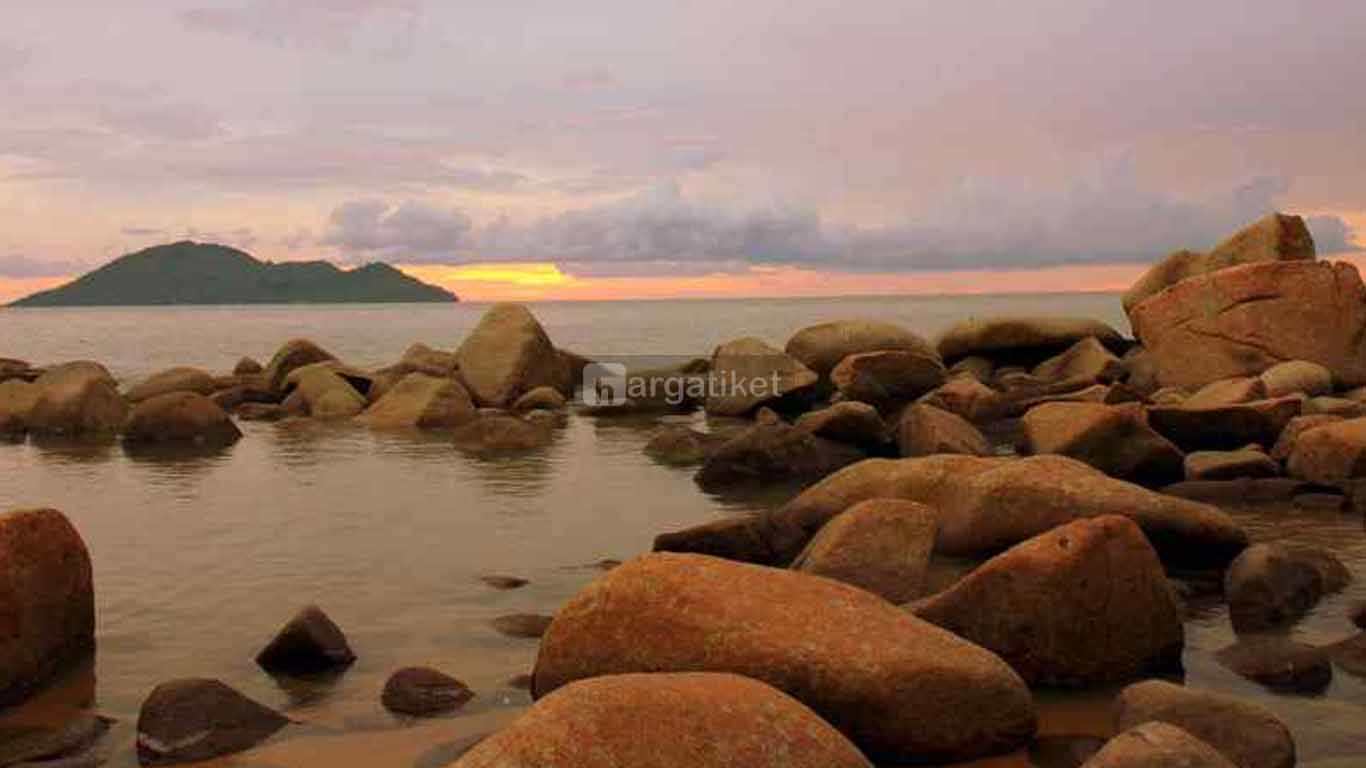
[790,499,936,603]
[137,678,290,765]
[1184,448,1278,481]
[919,374,1006,422]
[0,380,39,434]
[284,364,367,419]
[533,554,1035,763]
[774,455,1246,569]
[1260,359,1334,398]
[455,304,565,407]
[785,320,935,379]
[0,509,94,707]
[26,362,128,435]
[794,401,889,450]
[123,392,242,445]
[1083,722,1236,768]
[1020,402,1183,485]
[1112,680,1295,768]
[263,339,336,393]
[1122,212,1316,314]
[125,367,216,403]
[1270,414,1342,461]
[913,516,1183,686]
[1286,416,1366,484]
[357,373,476,429]
[1130,260,1366,388]
[830,350,946,407]
[936,316,1124,364]
[705,338,818,416]
[395,342,458,377]
[1147,397,1301,452]
[1224,543,1350,633]
[896,402,990,457]
[1032,336,1125,385]
[456,673,872,768]
[695,422,864,492]
[1183,377,1266,408]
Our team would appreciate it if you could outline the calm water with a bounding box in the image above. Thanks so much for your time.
[1,295,1364,767]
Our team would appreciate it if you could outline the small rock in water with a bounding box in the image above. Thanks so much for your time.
[1083,722,1236,768]
[137,678,290,766]
[1215,636,1333,694]
[479,574,529,590]
[255,605,357,676]
[1113,680,1295,768]
[0,713,113,767]
[381,667,475,716]
[491,613,553,639]
[1225,543,1351,633]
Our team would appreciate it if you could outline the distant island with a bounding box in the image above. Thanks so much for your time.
[8,242,458,307]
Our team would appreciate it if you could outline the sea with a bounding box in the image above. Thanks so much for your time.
[1,294,1364,767]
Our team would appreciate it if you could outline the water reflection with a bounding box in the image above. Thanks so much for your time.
[28,435,118,465]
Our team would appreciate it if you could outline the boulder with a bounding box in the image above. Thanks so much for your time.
[1287,417,1366,484]
[491,613,554,639]
[912,516,1183,686]
[1121,346,1163,396]
[454,673,872,768]
[532,554,1035,763]
[0,380,38,434]
[794,401,889,450]
[1184,448,1278,481]
[830,350,946,407]
[1147,397,1301,452]
[1225,543,1350,633]
[654,514,775,564]
[136,678,290,765]
[705,338,818,417]
[285,364,367,420]
[255,605,356,676]
[950,355,994,381]
[452,415,552,453]
[1082,722,1237,768]
[936,316,1124,364]
[1261,360,1334,398]
[1000,382,1115,418]
[263,339,336,393]
[125,367,216,403]
[357,373,476,430]
[511,386,566,412]
[1032,337,1125,385]
[785,320,935,379]
[918,374,1006,422]
[774,455,1247,569]
[1020,402,1183,485]
[397,342,459,377]
[0,509,94,707]
[26,362,128,435]
[695,422,864,492]
[1122,213,1316,314]
[1112,680,1295,768]
[0,711,113,767]
[896,402,990,457]
[1130,260,1366,388]
[1271,414,1342,461]
[1184,377,1267,408]
[381,667,474,717]
[456,304,565,407]
[231,357,262,376]
[1303,395,1366,417]
[1214,636,1332,694]
[790,499,936,603]
[643,426,731,466]
[123,392,242,445]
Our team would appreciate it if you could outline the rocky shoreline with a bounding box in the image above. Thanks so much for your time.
[2,211,1366,766]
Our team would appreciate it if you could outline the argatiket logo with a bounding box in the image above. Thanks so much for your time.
[581,362,628,407]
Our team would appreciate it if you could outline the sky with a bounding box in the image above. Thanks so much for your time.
[1,0,1364,302]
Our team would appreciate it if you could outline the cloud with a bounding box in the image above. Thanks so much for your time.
[444,167,533,192]
[562,68,616,91]
[0,41,29,78]
[1305,215,1359,253]
[121,227,167,237]
[0,254,83,278]
[181,0,420,55]
[322,199,474,262]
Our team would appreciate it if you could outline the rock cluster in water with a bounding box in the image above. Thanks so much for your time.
[5,211,1366,765]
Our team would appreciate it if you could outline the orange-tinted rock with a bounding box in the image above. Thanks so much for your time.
[1183,377,1266,408]
[1184,448,1278,481]
[1270,414,1341,461]
[1287,416,1366,484]
[896,402,990,457]
[357,373,476,429]
[1020,402,1183,485]
[937,316,1124,364]
[532,553,1036,763]
[125,367,216,403]
[1032,337,1124,385]
[795,401,889,450]
[830,350,946,407]
[26,362,128,435]
[455,673,872,768]
[1112,680,1294,768]
[1147,397,1301,452]
[263,339,336,393]
[123,392,242,445]
[791,499,936,603]
[1260,359,1334,398]
[1130,260,1366,388]
[919,374,1005,422]
[785,320,934,378]
[705,337,818,417]
[1225,543,1350,633]
[912,516,1183,686]
[456,304,566,408]
[1082,722,1236,768]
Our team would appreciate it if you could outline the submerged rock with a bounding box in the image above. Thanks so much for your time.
[125,367,216,403]
[1112,680,1295,768]
[1215,636,1332,694]
[454,673,873,768]
[382,667,474,717]
[136,678,290,766]
[451,415,552,453]
[532,554,1035,763]
[790,499,936,603]
[1224,543,1350,633]
[357,373,476,430]
[455,304,566,408]
[0,712,113,767]
[912,516,1183,686]
[1083,722,1236,768]
[255,605,356,676]
[123,392,242,445]
[511,386,566,412]
[643,425,730,466]
[694,422,863,492]
[785,320,934,379]
[1130,259,1366,389]
[705,337,818,417]
[0,380,39,434]
[491,613,553,639]
[0,508,95,707]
